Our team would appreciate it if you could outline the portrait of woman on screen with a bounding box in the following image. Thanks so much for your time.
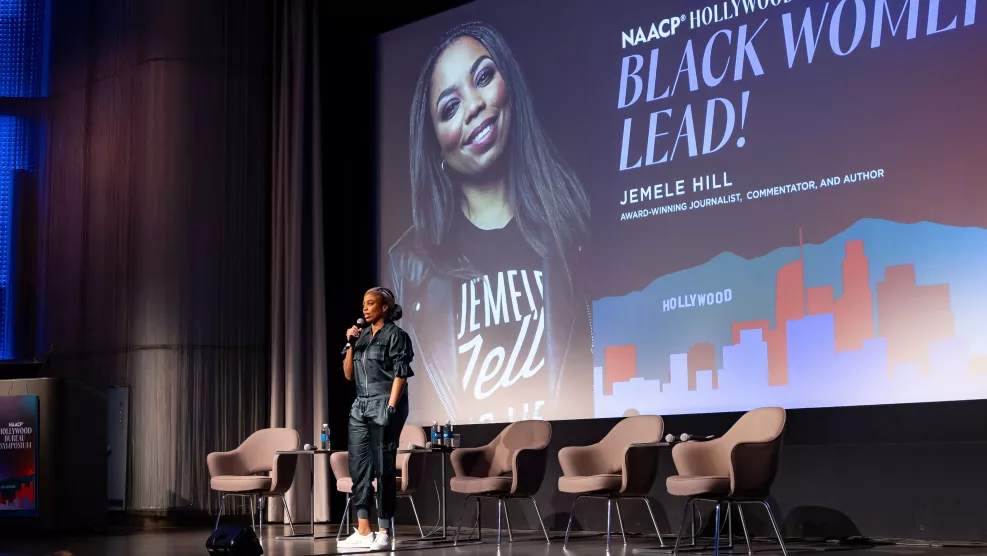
[388,21,593,424]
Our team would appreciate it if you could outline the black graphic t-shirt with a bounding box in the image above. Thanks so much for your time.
[452,211,548,423]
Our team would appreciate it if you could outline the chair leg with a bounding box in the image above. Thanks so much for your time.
[279,494,296,535]
[497,498,504,546]
[502,498,514,541]
[691,499,698,546]
[530,496,551,544]
[714,503,722,556]
[673,498,694,556]
[564,495,580,547]
[642,497,665,548]
[606,496,613,552]
[257,496,264,539]
[249,496,256,534]
[214,494,227,531]
[762,501,789,556]
[476,497,482,542]
[336,494,350,540]
[453,494,473,544]
[615,497,627,545]
[728,502,734,548]
[736,504,752,555]
[407,496,424,538]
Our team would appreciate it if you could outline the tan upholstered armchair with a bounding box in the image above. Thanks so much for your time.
[329,424,428,539]
[207,428,300,537]
[666,407,788,555]
[450,420,553,545]
[558,415,665,550]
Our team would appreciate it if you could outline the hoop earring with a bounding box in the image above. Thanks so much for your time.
[440,160,446,172]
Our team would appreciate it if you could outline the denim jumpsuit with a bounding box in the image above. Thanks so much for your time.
[348,322,414,527]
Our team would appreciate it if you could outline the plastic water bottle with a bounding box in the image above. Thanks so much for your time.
[444,420,452,446]
[431,421,439,444]
[321,424,329,450]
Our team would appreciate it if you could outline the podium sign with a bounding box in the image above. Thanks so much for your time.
[0,395,38,516]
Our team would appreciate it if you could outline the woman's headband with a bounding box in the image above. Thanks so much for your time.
[368,287,396,308]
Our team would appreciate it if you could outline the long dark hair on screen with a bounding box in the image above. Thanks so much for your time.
[408,21,590,285]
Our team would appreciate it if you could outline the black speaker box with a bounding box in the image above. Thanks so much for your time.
[206,525,263,555]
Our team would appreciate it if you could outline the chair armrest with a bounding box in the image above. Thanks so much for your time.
[671,439,727,477]
[621,443,661,495]
[401,451,426,493]
[270,452,299,494]
[511,447,548,496]
[451,446,491,478]
[329,451,350,480]
[207,450,241,477]
[558,444,602,477]
[729,439,781,499]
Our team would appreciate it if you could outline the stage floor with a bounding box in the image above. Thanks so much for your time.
[2,524,985,556]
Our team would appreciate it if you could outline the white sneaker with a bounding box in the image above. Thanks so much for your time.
[337,528,374,549]
[370,531,391,550]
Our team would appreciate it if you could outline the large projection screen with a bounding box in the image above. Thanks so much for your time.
[377,0,987,425]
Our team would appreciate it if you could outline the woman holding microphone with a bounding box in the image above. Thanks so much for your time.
[337,287,415,550]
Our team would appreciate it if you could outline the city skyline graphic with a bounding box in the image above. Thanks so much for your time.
[592,220,987,417]
[0,477,35,511]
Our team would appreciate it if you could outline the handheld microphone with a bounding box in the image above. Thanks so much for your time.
[340,318,367,356]
[680,433,716,442]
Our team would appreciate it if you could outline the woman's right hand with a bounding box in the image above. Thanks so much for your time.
[345,326,361,343]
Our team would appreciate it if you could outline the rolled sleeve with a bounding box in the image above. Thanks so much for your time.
[389,329,415,379]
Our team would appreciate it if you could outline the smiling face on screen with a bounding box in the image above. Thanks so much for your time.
[429,37,512,177]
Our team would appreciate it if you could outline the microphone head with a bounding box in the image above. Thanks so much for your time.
[680,433,691,442]
[665,434,675,443]
[356,318,367,327]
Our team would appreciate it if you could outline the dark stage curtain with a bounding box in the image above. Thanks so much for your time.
[42,0,273,514]
[269,0,328,523]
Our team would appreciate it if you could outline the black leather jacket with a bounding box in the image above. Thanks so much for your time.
[351,322,415,398]
[387,227,594,422]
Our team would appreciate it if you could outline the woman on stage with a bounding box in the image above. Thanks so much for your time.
[337,287,414,550]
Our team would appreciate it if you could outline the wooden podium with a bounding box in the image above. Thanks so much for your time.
[0,377,107,531]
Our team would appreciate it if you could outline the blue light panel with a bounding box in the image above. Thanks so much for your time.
[0,0,46,358]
